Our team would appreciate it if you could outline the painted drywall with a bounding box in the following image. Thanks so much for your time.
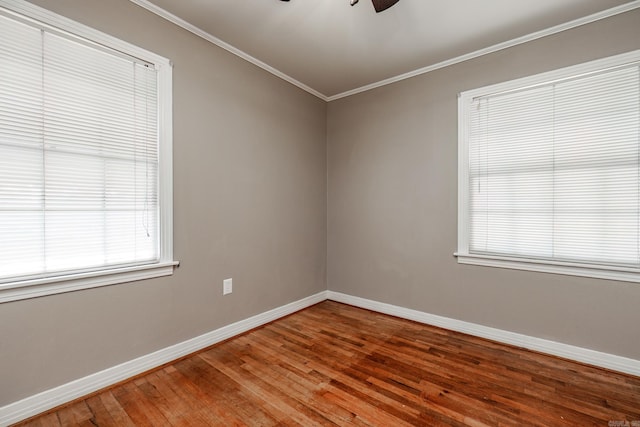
[0,0,327,406]
[327,9,640,361]
[2,0,639,412]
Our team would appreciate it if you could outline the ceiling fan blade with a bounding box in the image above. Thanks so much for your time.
[371,0,400,13]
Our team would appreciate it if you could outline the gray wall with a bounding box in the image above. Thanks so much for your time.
[2,0,640,411]
[327,9,640,361]
[0,0,327,406]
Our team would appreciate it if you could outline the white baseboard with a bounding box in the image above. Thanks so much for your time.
[3,289,638,426]
[0,291,328,427]
[327,291,640,378]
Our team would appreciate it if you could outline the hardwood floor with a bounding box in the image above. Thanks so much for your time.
[15,301,640,426]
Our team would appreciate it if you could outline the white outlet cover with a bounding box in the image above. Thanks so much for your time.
[223,278,232,295]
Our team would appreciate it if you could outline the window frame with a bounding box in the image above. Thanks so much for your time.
[0,0,177,303]
[456,49,640,283]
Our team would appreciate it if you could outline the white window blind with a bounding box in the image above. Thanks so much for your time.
[0,12,160,283]
[458,51,640,281]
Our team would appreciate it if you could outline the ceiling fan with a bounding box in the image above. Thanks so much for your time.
[279,0,401,14]
[351,0,400,13]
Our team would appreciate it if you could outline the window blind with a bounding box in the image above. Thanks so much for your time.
[468,63,640,267]
[0,13,159,282]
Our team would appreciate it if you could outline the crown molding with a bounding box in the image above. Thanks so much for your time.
[128,0,329,101]
[128,1,639,101]
[327,0,640,100]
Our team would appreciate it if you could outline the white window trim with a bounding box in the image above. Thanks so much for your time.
[456,49,640,284]
[0,0,177,303]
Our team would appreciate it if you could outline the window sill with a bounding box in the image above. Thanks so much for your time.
[454,253,640,284]
[0,261,180,303]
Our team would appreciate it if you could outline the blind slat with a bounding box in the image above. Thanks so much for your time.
[468,64,640,267]
[0,12,160,282]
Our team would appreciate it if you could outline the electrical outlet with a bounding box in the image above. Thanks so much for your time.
[223,278,232,295]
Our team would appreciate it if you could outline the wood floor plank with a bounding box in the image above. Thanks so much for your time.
[199,347,336,426]
[84,394,118,426]
[13,301,640,426]
[253,328,427,424]
[111,381,170,426]
[159,366,237,425]
[230,336,365,425]
[24,413,60,427]
[175,355,278,426]
[142,370,211,426]
[94,391,136,427]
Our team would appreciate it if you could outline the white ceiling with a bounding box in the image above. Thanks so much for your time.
[135,0,638,99]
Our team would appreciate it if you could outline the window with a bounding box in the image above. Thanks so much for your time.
[0,1,176,302]
[457,50,640,282]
